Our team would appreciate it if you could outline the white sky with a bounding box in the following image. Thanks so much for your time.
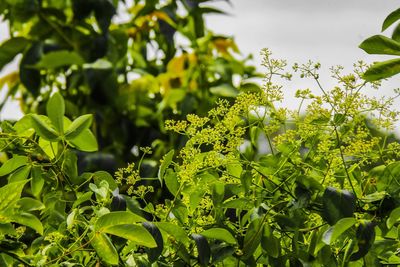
[1,0,400,126]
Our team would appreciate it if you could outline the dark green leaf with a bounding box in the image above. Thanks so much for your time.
[363,58,400,81]
[46,92,65,133]
[0,180,28,210]
[154,222,189,244]
[242,218,263,259]
[30,114,60,141]
[192,233,211,266]
[93,171,117,191]
[8,165,31,183]
[382,8,400,31]
[7,212,43,235]
[0,155,28,176]
[322,218,357,245]
[200,228,236,244]
[261,224,280,258]
[103,224,157,247]
[64,114,93,139]
[387,207,400,229]
[323,187,356,225]
[68,129,98,152]
[35,50,84,69]
[359,35,400,56]
[90,232,119,265]
[159,149,174,183]
[164,169,179,196]
[95,211,147,230]
[0,37,30,71]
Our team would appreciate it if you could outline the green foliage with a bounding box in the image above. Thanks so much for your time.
[1,48,400,265]
[2,2,400,266]
[360,7,400,80]
[0,0,259,165]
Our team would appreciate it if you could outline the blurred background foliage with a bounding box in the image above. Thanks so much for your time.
[0,0,260,170]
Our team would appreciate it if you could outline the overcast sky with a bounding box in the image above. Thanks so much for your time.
[1,0,400,123]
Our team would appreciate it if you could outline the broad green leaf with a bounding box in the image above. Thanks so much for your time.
[361,191,387,203]
[192,234,211,266]
[142,222,164,262]
[164,169,179,196]
[31,166,44,197]
[93,171,117,191]
[8,165,31,183]
[158,149,174,182]
[95,211,146,230]
[0,37,29,71]
[212,182,225,206]
[154,222,189,244]
[209,83,238,97]
[46,92,65,133]
[323,187,356,225]
[38,138,58,159]
[242,218,263,259]
[382,8,400,31]
[0,180,28,210]
[261,224,280,258]
[387,207,400,229]
[64,114,93,139]
[13,115,34,137]
[68,129,98,152]
[359,35,400,56]
[90,232,119,265]
[35,50,84,69]
[30,114,60,141]
[104,224,157,247]
[7,212,43,235]
[0,223,16,236]
[0,155,28,176]
[17,198,45,212]
[363,58,400,81]
[200,228,236,244]
[322,218,357,245]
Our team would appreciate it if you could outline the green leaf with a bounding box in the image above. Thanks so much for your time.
[8,165,31,183]
[68,129,98,152]
[30,114,60,141]
[142,222,164,262]
[46,92,65,133]
[323,187,356,225]
[0,180,28,210]
[93,171,118,191]
[154,222,189,244]
[31,166,44,197]
[382,8,400,31]
[359,35,400,56]
[164,169,179,196]
[103,224,157,247]
[192,234,211,266]
[64,114,93,139]
[35,50,84,69]
[7,212,43,235]
[0,155,28,176]
[17,198,44,212]
[90,232,119,265]
[363,58,400,81]
[322,218,357,245]
[200,228,236,244]
[95,211,147,230]
[159,149,174,183]
[0,37,30,71]
[387,207,400,229]
[209,83,238,97]
[361,191,387,203]
[261,224,280,258]
[242,218,263,259]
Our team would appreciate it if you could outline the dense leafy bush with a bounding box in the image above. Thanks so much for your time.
[2,2,400,267]
[0,0,259,165]
[2,48,400,266]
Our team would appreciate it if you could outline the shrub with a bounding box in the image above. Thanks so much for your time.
[1,48,400,266]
